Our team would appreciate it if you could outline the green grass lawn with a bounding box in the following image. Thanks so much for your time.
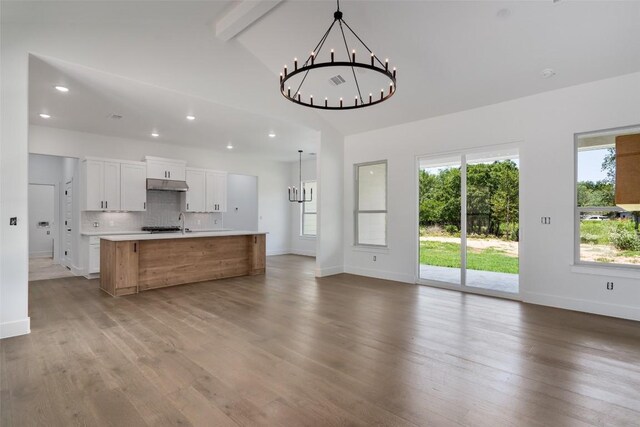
[420,241,519,274]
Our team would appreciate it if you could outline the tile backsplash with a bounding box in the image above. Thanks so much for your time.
[82,191,223,232]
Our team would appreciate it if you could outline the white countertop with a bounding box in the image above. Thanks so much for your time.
[81,230,151,236]
[100,230,266,241]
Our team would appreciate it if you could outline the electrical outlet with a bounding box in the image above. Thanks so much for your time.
[373,255,377,261]
[541,217,551,225]
[9,217,17,225]
[606,281,614,290]
[93,222,100,228]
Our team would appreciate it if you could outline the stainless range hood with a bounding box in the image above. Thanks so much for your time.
[146,178,189,192]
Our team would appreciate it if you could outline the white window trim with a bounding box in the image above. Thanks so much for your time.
[354,160,388,247]
[301,180,317,238]
[574,125,640,271]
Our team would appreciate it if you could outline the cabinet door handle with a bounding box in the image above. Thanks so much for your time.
[143,202,146,209]
[187,203,189,210]
[101,201,104,209]
[164,171,167,178]
[169,171,171,178]
[133,242,137,252]
[105,201,108,209]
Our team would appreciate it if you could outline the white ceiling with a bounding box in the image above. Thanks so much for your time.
[238,0,640,135]
[10,0,640,144]
[29,55,320,161]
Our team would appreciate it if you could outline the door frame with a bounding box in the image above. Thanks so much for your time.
[62,179,73,268]
[414,142,523,301]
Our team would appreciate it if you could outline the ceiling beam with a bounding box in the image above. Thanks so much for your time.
[215,0,282,42]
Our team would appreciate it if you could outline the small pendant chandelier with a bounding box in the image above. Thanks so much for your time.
[289,150,313,204]
[279,0,397,110]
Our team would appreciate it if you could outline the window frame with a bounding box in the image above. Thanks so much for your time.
[354,160,388,247]
[574,125,640,271]
[301,180,317,238]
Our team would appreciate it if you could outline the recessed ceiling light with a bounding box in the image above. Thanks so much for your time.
[151,132,159,137]
[186,115,196,121]
[54,86,69,93]
[226,143,234,150]
[268,132,276,138]
[541,68,556,79]
[39,113,51,119]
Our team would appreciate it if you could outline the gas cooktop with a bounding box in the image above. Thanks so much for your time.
[141,226,181,233]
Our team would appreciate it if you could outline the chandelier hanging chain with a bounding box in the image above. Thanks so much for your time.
[338,19,364,104]
[293,20,336,99]
[279,0,397,110]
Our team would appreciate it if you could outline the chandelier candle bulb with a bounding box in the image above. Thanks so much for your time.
[390,82,393,93]
[371,53,375,66]
[355,96,358,106]
[393,67,396,78]
[284,65,287,77]
[331,49,334,62]
[325,98,328,107]
[352,49,356,62]
[385,59,389,71]
[381,89,384,100]
[310,95,313,106]
[288,87,291,97]
[340,97,343,108]
[297,93,301,102]
[369,93,373,103]
[280,73,283,83]
[294,58,298,70]
[311,52,315,65]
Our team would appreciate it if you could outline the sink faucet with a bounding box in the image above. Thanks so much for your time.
[178,212,186,234]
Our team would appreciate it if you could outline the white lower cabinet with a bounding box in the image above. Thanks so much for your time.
[89,243,100,274]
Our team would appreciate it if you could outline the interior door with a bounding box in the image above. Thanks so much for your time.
[29,184,55,258]
[64,181,73,267]
[224,174,258,230]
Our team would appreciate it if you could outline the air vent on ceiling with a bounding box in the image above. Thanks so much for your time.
[329,75,346,86]
[108,113,123,120]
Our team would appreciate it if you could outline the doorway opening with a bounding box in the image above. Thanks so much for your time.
[28,153,78,281]
[418,147,520,297]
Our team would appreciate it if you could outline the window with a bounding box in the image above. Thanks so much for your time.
[576,127,640,268]
[301,180,317,236]
[355,161,387,246]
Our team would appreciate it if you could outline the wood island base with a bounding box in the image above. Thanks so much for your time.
[100,233,266,297]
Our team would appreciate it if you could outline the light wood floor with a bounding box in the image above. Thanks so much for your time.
[2,255,639,426]
[29,257,75,282]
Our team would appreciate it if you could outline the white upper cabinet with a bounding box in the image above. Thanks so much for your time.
[103,161,121,211]
[206,171,227,212]
[184,168,206,212]
[145,156,186,181]
[84,159,104,211]
[82,159,121,211]
[121,162,147,211]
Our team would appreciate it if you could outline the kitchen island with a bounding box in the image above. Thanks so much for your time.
[99,231,266,296]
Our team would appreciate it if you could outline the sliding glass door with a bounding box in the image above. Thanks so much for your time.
[418,149,519,295]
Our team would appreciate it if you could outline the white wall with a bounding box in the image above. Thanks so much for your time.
[29,125,291,256]
[344,71,640,321]
[289,159,317,257]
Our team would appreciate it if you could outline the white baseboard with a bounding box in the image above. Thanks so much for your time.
[290,249,316,257]
[344,265,415,284]
[71,265,85,276]
[0,318,31,339]
[266,249,291,256]
[315,265,344,277]
[521,291,640,322]
[29,251,53,258]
